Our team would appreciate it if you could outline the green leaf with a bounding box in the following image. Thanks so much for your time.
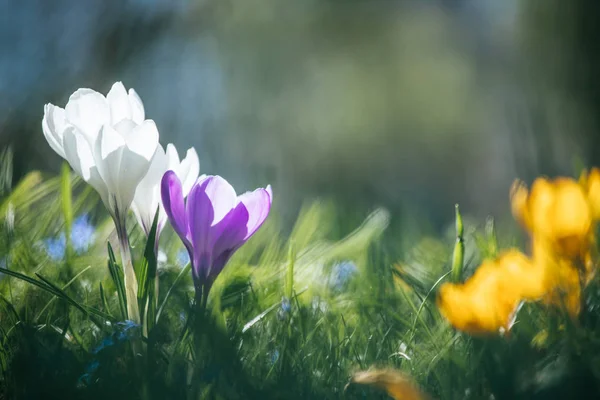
[61,162,73,264]
[34,273,89,315]
[0,294,20,326]
[107,242,128,320]
[156,263,191,325]
[137,208,159,334]
[99,283,113,318]
[0,146,13,196]
[35,265,93,322]
[0,267,110,324]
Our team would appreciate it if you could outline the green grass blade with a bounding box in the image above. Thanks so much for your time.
[0,294,20,325]
[0,267,62,297]
[107,242,128,320]
[0,267,110,325]
[61,162,73,264]
[35,265,93,321]
[99,283,113,318]
[0,146,13,196]
[34,273,90,315]
[137,208,159,334]
[156,263,191,324]
[286,240,295,299]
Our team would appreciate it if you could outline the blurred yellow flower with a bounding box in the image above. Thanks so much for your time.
[437,171,600,335]
[580,167,600,219]
[510,172,598,317]
[437,250,534,335]
[532,238,583,317]
[511,177,593,260]
[349,369,431,400]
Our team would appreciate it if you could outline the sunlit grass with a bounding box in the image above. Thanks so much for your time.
[0,147,599,399]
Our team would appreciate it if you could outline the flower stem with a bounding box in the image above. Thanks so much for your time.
[115,212,141,324]
[154,238,160,309]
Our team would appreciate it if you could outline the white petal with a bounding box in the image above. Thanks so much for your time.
[94,125,126,213]
[42,104,68,158]
[64,88,110,142]
[106,82,132,125]
[95,122,158,216]
[133,145,167,233]
[165,143,180,171]
[177,147,200,197]
[131,200,165,236]
[113,119,138,137]
[116,145,157,217]
[128,89,145,124]
[62,128,109,205]
[124,120,160,161]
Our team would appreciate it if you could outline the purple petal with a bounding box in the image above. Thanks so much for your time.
[187,176,238,283]
[187,176,238,251]
[206,249,236,291]
[203,175,238,225]
[210,202,249,266]
[208,186,272,282]
[187,178,214,270]
[161,171,189,247]
[238,187,272,240]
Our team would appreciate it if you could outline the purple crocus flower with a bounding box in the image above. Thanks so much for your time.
[161,171,272,303]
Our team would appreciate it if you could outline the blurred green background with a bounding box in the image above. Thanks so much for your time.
[2,0,600,229]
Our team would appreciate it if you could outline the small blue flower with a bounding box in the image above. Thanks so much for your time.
[71,215,95,253]
[92,336,115,354]
[43,214,95,260]
[281,297,291,313]
[277,297,292,320]
[115,320,141,341]
[44,236,66,261]
[92,320,141,353]
[176,249,190,267]
[330,261,358,291]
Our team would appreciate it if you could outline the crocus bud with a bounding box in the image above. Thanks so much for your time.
[451,204,464,283]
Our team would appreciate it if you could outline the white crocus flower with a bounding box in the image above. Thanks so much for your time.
[132,143,199,238]
[42,81,159,324]
[42,82,159,221]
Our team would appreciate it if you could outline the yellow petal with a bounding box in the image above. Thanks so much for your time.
[527,177,557,237]
[532,238,583,317]
[437,261,522,336]
[510,180,531,231]
[551,179,592,253]
[524,177,593,259]
[498,250,545,300]
[585,167,600,219]
[350,369,431,400]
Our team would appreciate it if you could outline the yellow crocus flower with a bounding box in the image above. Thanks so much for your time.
[531,238,583,317]
[437,250,534,335]
[511,177,593,260]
